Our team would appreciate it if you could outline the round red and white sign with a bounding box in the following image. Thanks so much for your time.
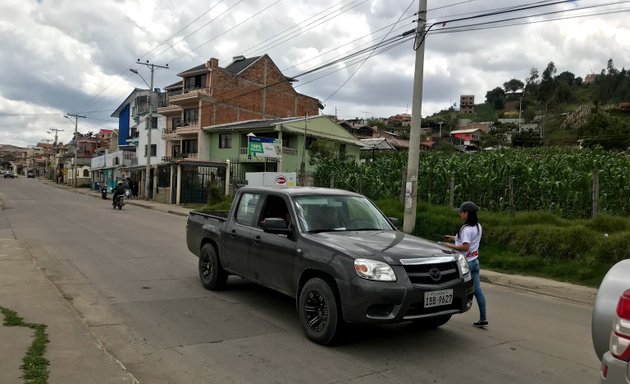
[275,175,287,185]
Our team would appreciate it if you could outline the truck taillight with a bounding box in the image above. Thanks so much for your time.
[617,290,630,319]
[610,289,630,362]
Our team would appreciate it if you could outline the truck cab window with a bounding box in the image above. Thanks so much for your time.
[235,193,260,226]
[259,195,290,227]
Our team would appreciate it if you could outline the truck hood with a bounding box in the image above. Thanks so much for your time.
[314,230,457,264]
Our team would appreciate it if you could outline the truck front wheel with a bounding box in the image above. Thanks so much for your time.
[199,244,228,290]
[298,278,342,345]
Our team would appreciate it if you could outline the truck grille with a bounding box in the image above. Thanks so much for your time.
[403,261,460,287]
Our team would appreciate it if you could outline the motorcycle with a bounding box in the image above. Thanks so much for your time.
[113,194,125,210]
[101,185,108,199]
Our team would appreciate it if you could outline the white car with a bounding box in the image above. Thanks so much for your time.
[592,260,630,383]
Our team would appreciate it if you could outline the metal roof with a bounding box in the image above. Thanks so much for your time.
[225,56,261,75]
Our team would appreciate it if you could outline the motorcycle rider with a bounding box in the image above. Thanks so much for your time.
[112,181,126,207]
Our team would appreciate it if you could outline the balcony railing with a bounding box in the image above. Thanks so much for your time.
[168,88,210,104]
[239,147,297,155]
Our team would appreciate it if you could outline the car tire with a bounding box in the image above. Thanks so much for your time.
[199,244,227,290]
[298,278,342,345]
[412,314,452,329]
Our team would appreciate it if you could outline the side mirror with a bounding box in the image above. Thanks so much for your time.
[261,218,291,234]
[388,217,400,228]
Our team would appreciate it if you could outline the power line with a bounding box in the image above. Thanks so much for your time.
[164,0,282,65]
[138,0,228,61]
[244,0,369,58]
[323,0,417,104]
[149,1,243,62]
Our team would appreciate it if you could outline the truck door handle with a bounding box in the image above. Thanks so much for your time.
[229,230,237,239]
[253,235,261,245]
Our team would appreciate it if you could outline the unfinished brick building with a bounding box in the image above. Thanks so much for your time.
[158,54,321,162]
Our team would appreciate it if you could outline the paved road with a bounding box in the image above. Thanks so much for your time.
[0,178,601,383]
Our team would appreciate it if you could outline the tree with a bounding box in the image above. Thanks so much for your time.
[539,62,557,110]
[308,139,337,164]
[503,79,525,93]
[485,87,505,110]
[577,107,630,150]
[555,71,576,85]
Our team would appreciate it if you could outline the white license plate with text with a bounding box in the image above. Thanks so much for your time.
[424,289,453,308]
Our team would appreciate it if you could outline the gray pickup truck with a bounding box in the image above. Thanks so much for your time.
[186,186,474,345]
[592,259,630,383]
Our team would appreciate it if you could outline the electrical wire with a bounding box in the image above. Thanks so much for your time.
[165,0,282,65]
[138,0,228,61]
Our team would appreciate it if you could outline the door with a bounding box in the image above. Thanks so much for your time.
[222,192,261,277]
[250,194,297,295]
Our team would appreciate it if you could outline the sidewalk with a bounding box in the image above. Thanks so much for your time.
[0,181,598,383]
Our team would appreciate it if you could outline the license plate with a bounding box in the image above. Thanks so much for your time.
[424,289,453,308]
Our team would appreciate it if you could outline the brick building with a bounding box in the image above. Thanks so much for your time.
[460,95,475,114]
[158,55,321,162]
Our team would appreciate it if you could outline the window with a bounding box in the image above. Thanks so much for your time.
[150,116,158,129]
[82,169,89,177]
[219,134,232,149]
[172,117,181,129]
[235,193,260,226]
[339,144,346,158]
[182,139,197,155]
[184,74,206,91]
[183,108,198,125]
[172,143,181,157]
[144,144,157,157]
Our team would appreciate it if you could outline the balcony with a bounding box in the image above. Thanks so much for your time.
[168,88,210,105]
[175,120,199,135]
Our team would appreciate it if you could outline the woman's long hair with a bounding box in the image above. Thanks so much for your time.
[458,209,480,238]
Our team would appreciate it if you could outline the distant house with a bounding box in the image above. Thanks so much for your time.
[460,95,475,114]
[386,113,412,127]
[450,128,483,148]
[360,138,397,152]
[584,74,600,84]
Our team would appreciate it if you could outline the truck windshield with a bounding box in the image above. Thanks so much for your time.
[294,195,392,233]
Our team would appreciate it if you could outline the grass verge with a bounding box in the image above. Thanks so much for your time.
[0,306,49,384]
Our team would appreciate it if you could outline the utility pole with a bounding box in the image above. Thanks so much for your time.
[403,0,427,234]
[65,114,86,187]
[48,127,64,146]
[135,60,168,200]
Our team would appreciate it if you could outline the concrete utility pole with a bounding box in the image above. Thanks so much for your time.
[65,113,86,188]
[134,60,168,200]
[403,0,427,234]
[47,127,64,146]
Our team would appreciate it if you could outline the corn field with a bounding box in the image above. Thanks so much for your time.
[313,147,630,218]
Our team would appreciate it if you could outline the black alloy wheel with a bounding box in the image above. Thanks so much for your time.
[198,244,227,290]
[299,278,341,345]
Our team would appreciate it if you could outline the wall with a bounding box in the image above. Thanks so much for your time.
[203,56,320,127]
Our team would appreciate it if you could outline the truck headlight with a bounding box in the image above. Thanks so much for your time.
[457,254,470,275]
[354,259,397,281]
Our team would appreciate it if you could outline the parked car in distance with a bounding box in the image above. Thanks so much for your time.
[592,259,630,383]
[3,171,15,178]
[27,170,35,178]
[186,186,475,345]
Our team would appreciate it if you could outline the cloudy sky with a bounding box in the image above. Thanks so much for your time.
[1,0,629,147]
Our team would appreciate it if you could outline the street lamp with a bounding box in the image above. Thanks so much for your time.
[130,61,168,200]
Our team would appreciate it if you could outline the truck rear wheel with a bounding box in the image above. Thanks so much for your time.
[199,244,227,290]
[298,278,342,345]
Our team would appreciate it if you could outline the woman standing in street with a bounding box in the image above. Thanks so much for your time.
[443,201,488,328]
